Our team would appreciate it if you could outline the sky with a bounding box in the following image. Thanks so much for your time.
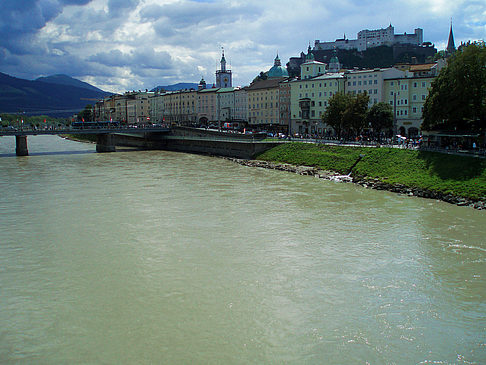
[0,0,484,93]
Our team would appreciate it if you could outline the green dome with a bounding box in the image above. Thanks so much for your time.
[268,54,289,78]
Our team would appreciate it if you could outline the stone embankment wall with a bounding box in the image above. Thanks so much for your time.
[112,127,279,159]
[226,158,486,210]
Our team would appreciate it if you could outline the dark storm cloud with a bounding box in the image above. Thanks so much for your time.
[0,0,93,53]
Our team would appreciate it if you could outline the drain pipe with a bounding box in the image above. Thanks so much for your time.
[347,153,365,175]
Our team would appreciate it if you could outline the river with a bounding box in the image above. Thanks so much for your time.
[0,135,485,364]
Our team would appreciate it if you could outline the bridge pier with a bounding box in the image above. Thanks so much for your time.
[96,134,116,153]
[15,135,29,156]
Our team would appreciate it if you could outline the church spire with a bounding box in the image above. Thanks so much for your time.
[220,47,226,72]
[446,20,456,55]
[216,47,232,88]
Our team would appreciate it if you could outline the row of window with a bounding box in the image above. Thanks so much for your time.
[299,81,340,89]
[251,102,279,108]
[390,81,428,87]
[348,80,379,86]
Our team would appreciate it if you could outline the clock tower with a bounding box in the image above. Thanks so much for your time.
[215,48,232,88]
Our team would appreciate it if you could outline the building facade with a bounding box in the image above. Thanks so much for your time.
[315,24,424,52]
[290,72,346,136]
[149,91,165,123]
[162,89,198,125]
[384,75,434,137]
[345,68,405,106]
[234,87,248,124]
[197,88,219,125]
[247,78,285,130]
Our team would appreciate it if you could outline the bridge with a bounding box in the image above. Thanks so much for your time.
[0,126,171,156]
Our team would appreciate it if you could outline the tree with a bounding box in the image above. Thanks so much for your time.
[366,102,394,140]
[322,92,353,138]
[344,92,369,136]
[422,41,486,132]
[78,104,93,122]
[252,71,268,83]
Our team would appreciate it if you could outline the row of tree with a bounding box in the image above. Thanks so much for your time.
[422,41,485,132]
[321,92,394,140]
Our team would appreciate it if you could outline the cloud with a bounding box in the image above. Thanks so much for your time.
[0,0,484,94]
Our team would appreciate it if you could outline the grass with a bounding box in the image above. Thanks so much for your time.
[256,143,486,200]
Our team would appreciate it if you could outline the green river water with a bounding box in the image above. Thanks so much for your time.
[0,135,485,364]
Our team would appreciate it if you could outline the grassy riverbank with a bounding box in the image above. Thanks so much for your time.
[256,143,486,200]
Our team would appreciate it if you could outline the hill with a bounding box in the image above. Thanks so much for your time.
[0,72,111,117]
[151,83,199,92]
[35,74,106,93]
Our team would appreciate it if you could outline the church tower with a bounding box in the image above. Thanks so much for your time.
[328,49,341,73]
[215,48,232,88]
[446,20,456,55]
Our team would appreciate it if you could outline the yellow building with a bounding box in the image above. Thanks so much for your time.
[290,72,346,136]
[247,78,285,131]
[125,91,153,124]
[384,76,434,137]
[197,88,219,125]
[163,89,198,125]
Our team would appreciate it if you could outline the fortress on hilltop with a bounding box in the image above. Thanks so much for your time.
[314,24,423,52]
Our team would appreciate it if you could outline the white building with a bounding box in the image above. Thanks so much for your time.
[149,91,165,123]
[315,24,423,52]
[345,68,405,106]
[234,87,248,123]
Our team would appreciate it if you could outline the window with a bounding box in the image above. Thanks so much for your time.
[413,107,417,113]
[422,95,426,100]
[413,82,417,87]
[422,82,426,87]
[413,95,417,101]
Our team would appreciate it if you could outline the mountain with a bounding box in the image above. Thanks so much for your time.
[151,82,199,92]
[0,72,112,116]
[36,74,106,93]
